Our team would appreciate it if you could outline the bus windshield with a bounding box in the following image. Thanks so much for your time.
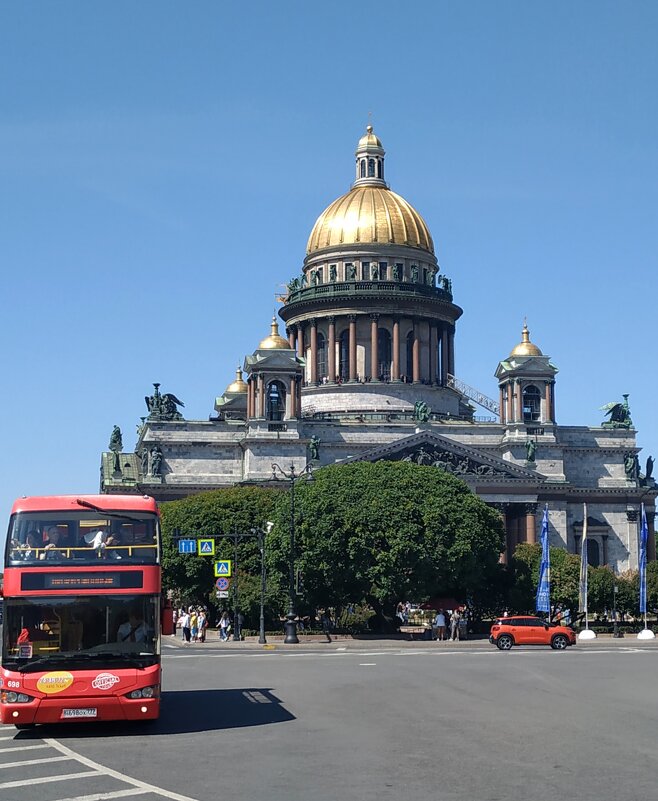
[2,595,160,671]
[6,511,159,566]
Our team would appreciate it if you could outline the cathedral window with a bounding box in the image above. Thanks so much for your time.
[360,160,366,178]
[317,333,327,381]
[378,329,392,381]
[368,158,375,177]
[379,262,388,280]
[361,261,370,280]
[522,385,541,422]
[339,330,350,381]
[405,331,415,381]
[377,159,382,178]
[266,381,286,421]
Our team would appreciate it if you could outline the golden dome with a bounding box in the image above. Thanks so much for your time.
[258,317,291,350]
[510,322,543,357]
[224,366,247,394]
[357,124,383,150]
[306,186,434,255]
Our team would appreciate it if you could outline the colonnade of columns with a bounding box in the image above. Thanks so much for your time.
[498,503,538,564]
[286,314,456,386]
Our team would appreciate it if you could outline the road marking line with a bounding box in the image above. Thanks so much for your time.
[0,743,50,753]
[359,663,377,666]
[47,739,202,801]
[0,770,100,789]
[0,754,71,769]
[49,789,151,801]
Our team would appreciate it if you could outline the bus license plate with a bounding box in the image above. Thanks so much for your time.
[61,708,97,719]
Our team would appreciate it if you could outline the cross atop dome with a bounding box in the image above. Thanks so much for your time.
[353,125,387,188]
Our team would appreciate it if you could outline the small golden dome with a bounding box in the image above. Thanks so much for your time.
[258,317,291,350]
[357,124,383,150]
[306,186,434,255]
[510,322,543,357]
[224,366,247,394]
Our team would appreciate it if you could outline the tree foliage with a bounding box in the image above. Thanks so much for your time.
[160,486,282,625]
[267,461,505,622]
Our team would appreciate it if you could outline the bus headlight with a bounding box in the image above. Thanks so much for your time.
[1,691,32,704]
[126,685,159,699]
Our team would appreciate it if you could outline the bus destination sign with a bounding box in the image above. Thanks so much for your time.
[21,571,144,591]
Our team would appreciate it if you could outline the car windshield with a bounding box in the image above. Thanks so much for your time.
[5,511,159,566]
[2,595,160,671]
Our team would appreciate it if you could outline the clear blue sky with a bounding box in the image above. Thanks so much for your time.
[1,2,657,530]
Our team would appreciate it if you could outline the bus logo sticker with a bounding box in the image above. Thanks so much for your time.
[37,671,74,694]
[91,672,120,691]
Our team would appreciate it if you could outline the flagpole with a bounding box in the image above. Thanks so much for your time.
[637,503,655,639]
[578,502,596,640]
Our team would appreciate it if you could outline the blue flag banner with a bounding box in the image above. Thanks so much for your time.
[639,504,648,615]
[536,506,551,614]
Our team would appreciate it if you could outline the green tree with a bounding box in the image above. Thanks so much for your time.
[160,486,283,627]
[510,543,580,617]
[267,461,505,628]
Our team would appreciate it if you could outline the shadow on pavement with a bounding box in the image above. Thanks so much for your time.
[12,687,295,739]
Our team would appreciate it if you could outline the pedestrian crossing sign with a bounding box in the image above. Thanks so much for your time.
[214,560,232,577]
[197,539,215,556]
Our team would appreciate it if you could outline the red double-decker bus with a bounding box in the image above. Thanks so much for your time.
[1,494,161,728]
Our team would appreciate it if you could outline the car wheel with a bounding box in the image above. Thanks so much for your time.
[551,634,569,650]
[496,634,514,651]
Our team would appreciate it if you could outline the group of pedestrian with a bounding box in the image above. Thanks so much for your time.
[433,608,466,641]
[175,606,208,644]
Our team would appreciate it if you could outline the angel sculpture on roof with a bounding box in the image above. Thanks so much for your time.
[600,394,632,429]
[145,383,185,421]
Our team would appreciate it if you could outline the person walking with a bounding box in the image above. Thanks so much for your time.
[190,609,199,642]
[433,609,446,641]
[179,609,191,644]
[450,608,461,642]
[198,609,208,643]
[219,611,231,642]
[321,609,334,642]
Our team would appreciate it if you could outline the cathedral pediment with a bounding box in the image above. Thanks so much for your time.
[342,431,541,481]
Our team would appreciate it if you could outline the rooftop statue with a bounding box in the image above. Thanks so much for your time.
[109,425,123,453]
[601,394,632,429]
[413,400,430,423]
[308,435,321,461]
[145,383,185,421]
[525,439,536,463]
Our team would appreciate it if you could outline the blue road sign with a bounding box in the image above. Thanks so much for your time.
[198,539,215,555]
[178,539,197,554]
[214,560,232,577]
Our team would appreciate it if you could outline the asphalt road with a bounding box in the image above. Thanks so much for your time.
[2,640,658,801]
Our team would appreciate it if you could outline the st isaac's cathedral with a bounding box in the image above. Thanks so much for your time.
[101,127,656,570]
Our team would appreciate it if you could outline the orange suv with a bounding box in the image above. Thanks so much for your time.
[489,616,576,650]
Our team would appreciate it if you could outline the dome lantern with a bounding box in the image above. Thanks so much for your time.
[510,321,543,358]
[258,317,291,350]
[353,124,386,188]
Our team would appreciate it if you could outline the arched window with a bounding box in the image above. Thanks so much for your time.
[317,333,326,382]
[266,381,286,421]
[378,329,392,381]
[522,385,541,422]
[368,158,375,177]
[405,331,415,382]
[360,159,366,178]
[339,330,350,382]
[377,159,382,178]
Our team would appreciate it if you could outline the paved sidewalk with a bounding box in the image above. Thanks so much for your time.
[163,631,658,651]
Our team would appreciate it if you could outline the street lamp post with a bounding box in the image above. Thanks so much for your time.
[271,462,314,644]
[251,522,273,645]
[612,581,620,638]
